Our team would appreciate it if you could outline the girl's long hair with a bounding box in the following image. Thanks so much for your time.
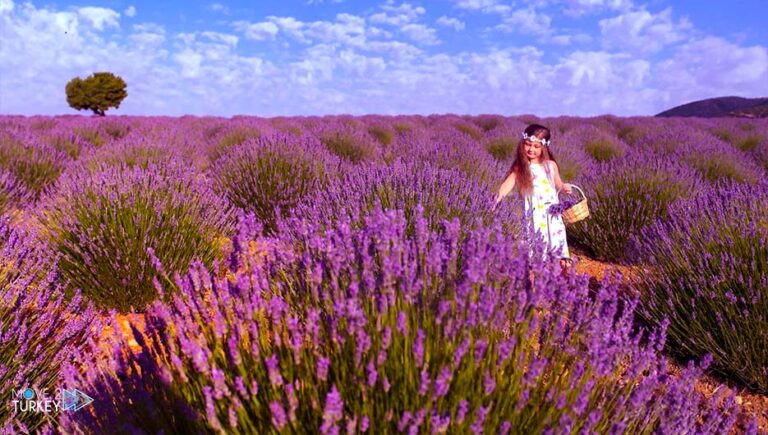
[507,124,558,196]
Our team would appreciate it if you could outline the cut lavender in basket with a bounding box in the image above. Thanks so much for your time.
[547,198,578,217]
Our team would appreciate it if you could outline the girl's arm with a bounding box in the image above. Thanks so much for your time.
[493,172,516,209]
[550,161,572,194]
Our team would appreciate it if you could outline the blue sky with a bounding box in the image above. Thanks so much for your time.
[1,0,766,116]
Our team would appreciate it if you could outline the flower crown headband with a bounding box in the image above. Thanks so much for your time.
[522,132,551,146]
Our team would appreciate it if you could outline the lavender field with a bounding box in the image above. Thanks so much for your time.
[1,114,766,433]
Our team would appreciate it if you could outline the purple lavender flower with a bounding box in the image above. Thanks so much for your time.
[269,401,287,430]
[321,385,344,435]
[413,329,425,367]
[456,400,469,424]
[265,354,283,387]
[317,357,330,382]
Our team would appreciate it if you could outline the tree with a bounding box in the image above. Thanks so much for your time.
[66,72,127,116]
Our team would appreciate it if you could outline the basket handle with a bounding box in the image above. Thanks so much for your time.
[557,184,587,201]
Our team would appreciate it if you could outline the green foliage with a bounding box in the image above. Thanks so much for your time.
[368,125,394,145]
[45,134,83,160]
[212,138,328,235]
[393,122,413,134]
[473,115,502,132]
[617,126,642,145]
[66,72,128,116]
[735,135,762,153]
[584,138,624,162]
[39,163,233,312]
[208,127,261,163]
[454,123,483,140]
[712,129,733,144]
[634,182,768,393]
[0,221,95,434]
[567,158,701,263]
[84,143,172,173]
[0,136,67,199]
[101,121,131,140]
[0,170,28,217]
[485,136,517,161]
[687,154,755,184]
[713,128,764,153]
[74,127,106,147]
[30,119,57,130]
[320,130,375,163]
[554,150,584,183]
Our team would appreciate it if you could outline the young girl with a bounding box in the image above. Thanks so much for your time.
[493,124,573,273]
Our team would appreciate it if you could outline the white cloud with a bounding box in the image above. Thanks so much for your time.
[77,7,120,31]
[201,31,238,47]
[564,0,634,16]
[269,16,308,42]
[130,23,165,47]
[303,13,366,46]
[370,2,425,26]
[436,16,465,31]
[238,14,371,47]
[454,0,505,12]
[239,21,279,40]
[558,51,650,87]
[400,23,439,45]
[124,6,136,18]
[658,37,768,92]
[366,40,422,61]
[208,3,229,14]
[173,48,203,78]
[498,8,553,36]
[599,8,692,53]
[1,0,14,14]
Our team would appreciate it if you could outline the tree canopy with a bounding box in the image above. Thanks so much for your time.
[66,72,128,116]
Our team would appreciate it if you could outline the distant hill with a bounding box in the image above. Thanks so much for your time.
[656,96,768,118]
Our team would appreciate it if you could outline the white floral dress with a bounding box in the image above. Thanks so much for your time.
[521,162,570,261]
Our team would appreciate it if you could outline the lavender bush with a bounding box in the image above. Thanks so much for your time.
[0,132,70,200]
[58,209,741,434]
[36,162,233,312]
[206,125,262,164]
[633,181,768,393]
[293,160,520,241]
[317,126,378,163]
[42,131,89,160]
[0,169,30,218]
[566,152,703,262]
[484,135,517,162]
[562,125,627,162]
[636,127,765,184]
[72,126,105,148]
[367,124,394,146]
[211,135,332,235]
[81,140,175,172]
[0,219,97,433]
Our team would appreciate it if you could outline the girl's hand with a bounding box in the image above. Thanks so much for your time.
[561,183,573,194]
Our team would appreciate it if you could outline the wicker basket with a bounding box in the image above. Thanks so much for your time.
[559,184,589,224]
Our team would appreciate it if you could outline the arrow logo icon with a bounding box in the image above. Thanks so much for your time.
[61,389,94,412]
